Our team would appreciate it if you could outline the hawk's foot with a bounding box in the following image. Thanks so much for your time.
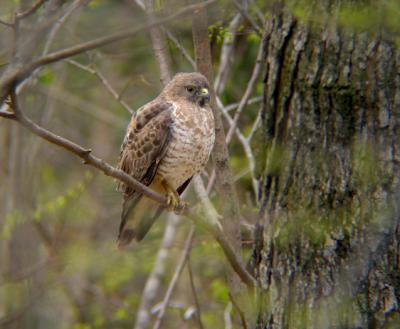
[162,179,188,214]
[166,191,188,214]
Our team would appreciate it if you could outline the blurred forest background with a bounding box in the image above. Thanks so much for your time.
[0,1,399,329]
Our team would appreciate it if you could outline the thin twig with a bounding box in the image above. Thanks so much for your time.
[134,214,181,329]
[0,0,217,106]
[128,0,196,68]
[35,84,126,127]
[229,292,248,329]
[214,10,244,95]
[66,59,134,114]
[43,0,90,54]
[164,29,196,68]
[192,176,256,287]
[187,254,205,329]
[2,0,90,112]
[225,96,262,112]
[144,0,171,85]
[224,302,232,329]
[232,0,262,35]
[225,40,264,143]
[8,90,167,205]
[0,19,13,28]
[30,0,216,69]
[218,98,258,197]
[16,0,46,19]
[249,0,266,25]
[152,226,195,329]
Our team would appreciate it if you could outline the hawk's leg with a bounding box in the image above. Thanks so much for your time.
[161,179,188,214]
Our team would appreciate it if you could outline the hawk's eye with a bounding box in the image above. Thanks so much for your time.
[186,86,195,93]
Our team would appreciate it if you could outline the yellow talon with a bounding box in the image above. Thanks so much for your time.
[162,179,188,214]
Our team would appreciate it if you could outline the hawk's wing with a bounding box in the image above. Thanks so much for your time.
[117,100,174,197]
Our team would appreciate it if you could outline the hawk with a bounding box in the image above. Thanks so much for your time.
[117,72,215,247]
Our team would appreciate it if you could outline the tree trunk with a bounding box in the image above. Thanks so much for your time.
[253,3,400,329]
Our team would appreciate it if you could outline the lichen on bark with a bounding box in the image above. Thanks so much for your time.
[253,2,400,328]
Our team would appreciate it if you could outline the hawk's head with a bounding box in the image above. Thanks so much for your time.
[162,72,210,107]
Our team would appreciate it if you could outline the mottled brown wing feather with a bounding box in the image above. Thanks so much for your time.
[117,100,174,197]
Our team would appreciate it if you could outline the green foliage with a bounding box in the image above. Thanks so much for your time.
[1,209,25,239]
[208,22,232,45]
[34,171,93,222]
[211,279,229,303]
[39,68,55,86]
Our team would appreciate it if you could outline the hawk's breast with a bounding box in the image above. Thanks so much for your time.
[157,102,215,189]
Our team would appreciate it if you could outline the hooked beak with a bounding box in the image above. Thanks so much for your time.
[200,87,209,96]
[198,87,210,105]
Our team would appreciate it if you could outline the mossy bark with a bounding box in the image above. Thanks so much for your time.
[252,3,400,329]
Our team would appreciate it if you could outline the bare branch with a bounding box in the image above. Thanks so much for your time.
[66,59,134,114]
[229,292,248,329]
[0,0,217,106]
[214,12,244,95]
[0,19,13,28]
[191,2,243,261]
[232,0,262,35]
[43,0,90,54]
[164,30,196,68]
[187,255,205,329]
[152,226,195,329]
[134,214,181,329]
[0,0,90,111]
[225,40,264,143]
[144,0,171,85]
[7,90,167,205]
[224,302,233,329]
[224,96,262,112]
[249,0,266,25]
[192,176,256,287]
[218,99,258,197]
[16,0,46,19]
[128,0,196,68]
[32,0,216,67]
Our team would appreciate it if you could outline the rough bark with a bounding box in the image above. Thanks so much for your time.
[253,4,400,329]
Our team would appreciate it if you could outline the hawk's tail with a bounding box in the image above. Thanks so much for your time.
[117,194,164,248]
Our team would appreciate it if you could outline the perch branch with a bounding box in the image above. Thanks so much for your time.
[7,90,167,205]
[2,91,256,289]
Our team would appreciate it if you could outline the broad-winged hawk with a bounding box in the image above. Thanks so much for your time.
[117,72,215,247]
